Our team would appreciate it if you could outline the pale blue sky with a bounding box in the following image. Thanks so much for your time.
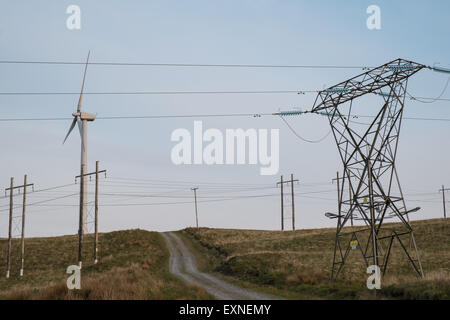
[0,1,449,236]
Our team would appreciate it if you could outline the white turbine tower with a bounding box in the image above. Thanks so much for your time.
[63,52,96,268]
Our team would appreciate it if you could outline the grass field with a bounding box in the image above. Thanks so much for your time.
[1,219,448,300]
[0,230,211,300]
[180,218,450,300]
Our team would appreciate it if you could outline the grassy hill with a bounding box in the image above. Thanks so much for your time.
[180,218,450,300]
[1,219,448,300]
[0,230,211,299]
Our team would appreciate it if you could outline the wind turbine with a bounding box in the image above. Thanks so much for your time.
[63,51,96,268]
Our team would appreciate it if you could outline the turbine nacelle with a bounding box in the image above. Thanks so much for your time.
[73,112,96,121]
[63,112,96,144]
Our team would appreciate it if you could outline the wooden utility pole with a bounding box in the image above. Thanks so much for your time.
[5,176,34,278]
[291,174,296,231]
[191,187,199,228]
[6,177,13,279]
[335,171,342,227]
[78,176,83,269]
[277,174,299,231]
[367,160,378,268]
[439,185,450,218]
[332,171,344,227]
[75,162,106,266]
[349,187,354,227]
[94,161,99,264]
[278,175,284,231]
[20,175,27,276]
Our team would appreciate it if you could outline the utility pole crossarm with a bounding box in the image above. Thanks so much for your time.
[5,183,34,196]
[276,180,299,186]
[5,183,34,191]
[277,176,299,187]
[76,170,106,180]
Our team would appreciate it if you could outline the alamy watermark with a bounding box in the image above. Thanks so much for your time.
[366,5,381,30]
[170,121,279,175]
[66,265,81,290]
[366,265,381,290]
[66,5,81,30]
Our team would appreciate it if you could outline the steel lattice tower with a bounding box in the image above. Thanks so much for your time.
[311,58,425,280]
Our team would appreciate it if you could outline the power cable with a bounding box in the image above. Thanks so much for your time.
[0,193,78,212]
[2,111,450,123]
[279,115,331,143]
[0,90,314,96]
[407,76,450,103]
[0,113,273,122]
[0,60,372,69]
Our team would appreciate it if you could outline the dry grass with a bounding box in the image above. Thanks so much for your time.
[181,218,450,299]
[0,230,211,300]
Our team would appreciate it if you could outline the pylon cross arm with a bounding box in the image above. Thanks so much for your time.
[311,58,425,113]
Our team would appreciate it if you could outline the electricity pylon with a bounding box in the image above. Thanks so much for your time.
[312,58,425,280]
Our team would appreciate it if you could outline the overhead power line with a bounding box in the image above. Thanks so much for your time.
[0,113,270,122]
[407,76,450,103]
[0,176,444,217]
[1,113,450,123]
[0,90,314,96]
[0,193,78,212]
[108,176,276,186]
[279,116,331,143]
[0,60,372,69]
[0,90,448,103]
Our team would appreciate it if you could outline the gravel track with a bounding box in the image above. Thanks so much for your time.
[161,232,277,300]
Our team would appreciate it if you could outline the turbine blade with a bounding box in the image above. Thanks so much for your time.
[77,119,85,152]
[63,117,78,144]
[77,51,91,113]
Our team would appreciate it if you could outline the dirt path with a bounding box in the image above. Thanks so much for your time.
[161,232,278,300]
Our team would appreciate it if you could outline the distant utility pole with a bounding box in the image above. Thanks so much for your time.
[94,161,102,264]
[290,174,297,231]
[5,175,34,278]
[277,174,299,231]
[332,172,342,228]
[332,172,353,227]
[439,185,450,218]
[191,187,199,228]
[5,177,13,279]
[75,161,106,266]
[278,175,284,231]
